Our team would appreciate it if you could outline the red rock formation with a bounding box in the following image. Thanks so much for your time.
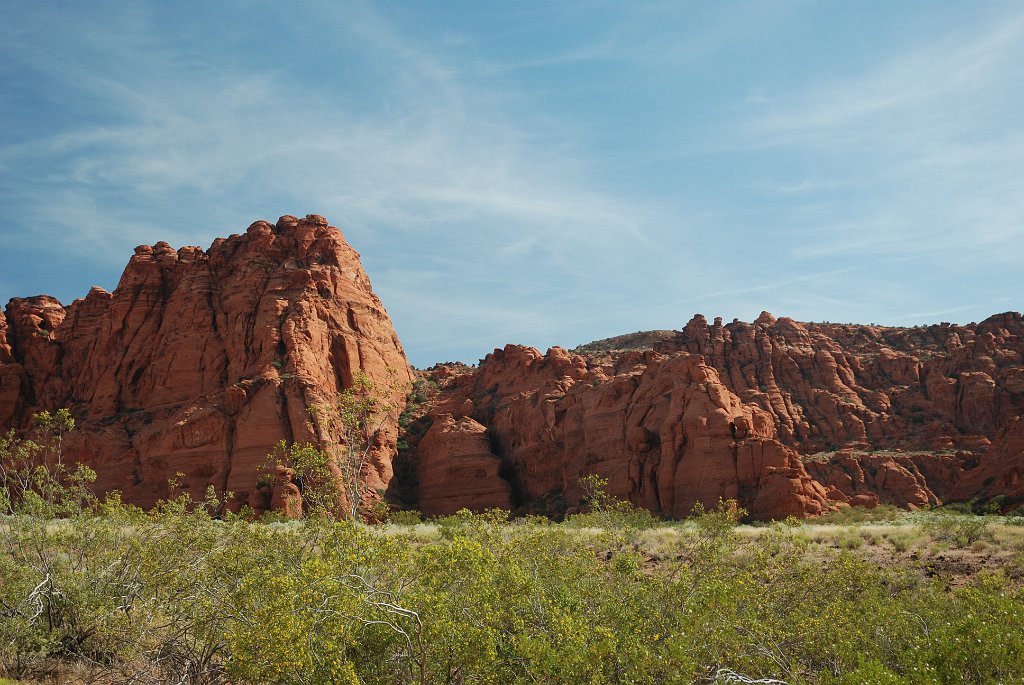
[1,215,412,512]
[804,450,967,510]
[4,223,1020,520]
[647,311,1022,511]
[270,466,304,519]
[408,312,1023,519]
[0,311,25,428]
[950,417,1024,506]
[417,345,833,519]
[416,415,514,516]
[670,312,1024,454]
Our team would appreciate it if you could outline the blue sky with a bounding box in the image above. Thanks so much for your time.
[1,1,1022,367]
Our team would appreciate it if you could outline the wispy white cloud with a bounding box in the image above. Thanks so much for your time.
[0,2,656,253]
[1,0,689,363]
[721,8,1024,276]
[2,1,1020,365]
[746,13,1024,144]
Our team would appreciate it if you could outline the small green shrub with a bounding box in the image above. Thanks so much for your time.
[920,511,992,547]
[564,475,662,530]
[816,503,902,525]
[387,509,424,526]
[839,532,865,549]
[564,506,662,530]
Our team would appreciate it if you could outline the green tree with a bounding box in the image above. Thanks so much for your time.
[0,410,93,519]
[307,368,404,520]
[31,409,74,468]
[263,440,339,518]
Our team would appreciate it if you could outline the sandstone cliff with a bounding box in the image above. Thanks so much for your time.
[1,215,412,512]
[412,345,833,519]
[4,223,1021,520]
[671,312,1024,455]
[950,417,1024,504]
[409,311,1023,518]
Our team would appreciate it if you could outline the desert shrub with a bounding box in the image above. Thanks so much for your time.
[563,505,662,531]
[5,424,1024,685]
[564,475,663,530]
[0,485,255,683]
[225,522,416,685]
[889,532,914,553]
[387,508,423,526]
[512,513,554,527]
[816,503,903,525]
[4,510,1024,684]
[919,510,992,547]
[839,531,865,549]
[829,657,912,684]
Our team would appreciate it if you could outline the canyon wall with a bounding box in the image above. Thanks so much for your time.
[673,312,1024,454]
[410,345,833,519]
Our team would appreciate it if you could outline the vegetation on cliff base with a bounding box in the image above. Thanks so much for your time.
[2,423,1024,684]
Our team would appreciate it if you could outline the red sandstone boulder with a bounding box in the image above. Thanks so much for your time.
[1,215,412,513]
[270,466,303,519]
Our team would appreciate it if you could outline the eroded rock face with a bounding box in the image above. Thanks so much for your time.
[411,311,1023,519]
[951,417,1024,505]
[416,345,833,519]
[0,311,25,428]
[671,312,1024,454]
[4,231,1020,520]
[416,415,514,516]
[804,450,967,510]
[670,312,1024,510]
[1,215,412,511]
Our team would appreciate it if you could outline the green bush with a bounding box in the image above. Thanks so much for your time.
[919,510,992,547]
[4,504,1024,683]
[564,474,663,530]
[816,503,903,525]
[386,509,423,526]
[4,415,1024,683]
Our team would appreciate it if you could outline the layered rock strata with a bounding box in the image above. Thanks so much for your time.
[1,215,412,511]
[671,312,1024,454]
[414,345,833,519]
[416,415,514,516]
[410,311,1023,518]
[951,417,1024,504]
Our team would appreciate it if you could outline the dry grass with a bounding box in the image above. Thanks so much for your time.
[633,519,1024,587]
[372,514,1024,588]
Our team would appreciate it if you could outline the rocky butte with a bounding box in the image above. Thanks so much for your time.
[2,215,1022,520]
[0,215,412,513]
